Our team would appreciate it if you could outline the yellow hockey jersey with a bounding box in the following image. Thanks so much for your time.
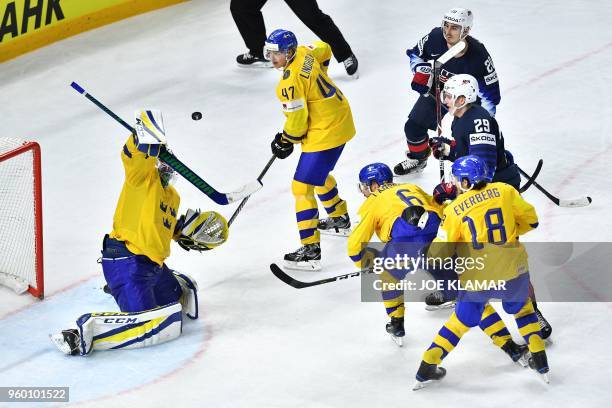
[276,41,356,152]
[348,183,443,266]
[109,135,180,266]
[430,182,539,283]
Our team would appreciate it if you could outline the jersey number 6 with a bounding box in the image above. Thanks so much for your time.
[396,189,425,207]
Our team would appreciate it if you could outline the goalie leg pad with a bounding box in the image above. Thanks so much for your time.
[172,271,199,320]
[75,302,182,355]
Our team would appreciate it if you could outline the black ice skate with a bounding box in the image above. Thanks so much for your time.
[424,290,456,311]
[49,329,80,356]
[284,243,321,271]
[318,214,351,236]
[501,339,529,367]
[528,350,550,384]
[236,52,272,68]
[535,307,552,340]
[386,316,405,347]
[413,361,447,390]
[394,148,431,176]
[343,53,359,78]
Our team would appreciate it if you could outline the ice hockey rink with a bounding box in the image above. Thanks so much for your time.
[1,0,611,406]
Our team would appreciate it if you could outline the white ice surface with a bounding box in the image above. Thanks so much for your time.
[1,0,611,406]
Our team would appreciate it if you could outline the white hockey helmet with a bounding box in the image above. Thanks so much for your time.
[442,8,474,39]
[443,74,479,110]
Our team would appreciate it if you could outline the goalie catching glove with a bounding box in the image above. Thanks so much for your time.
[175,209,229,251]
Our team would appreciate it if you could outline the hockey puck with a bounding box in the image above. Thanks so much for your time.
[191,111,202,121]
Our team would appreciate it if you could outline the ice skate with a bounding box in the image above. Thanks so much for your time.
[501,339,529,367]
[386,316,405,347]
[394,149,431,176]
[424,290,456,311]
[284,243,321,271]
[49,329,80,356]
[535,307,552,340]
[413,361,447,390]
[343,53,359,79]
[528,350,550,384]
[318,214,351,237]
[236,52,272,68]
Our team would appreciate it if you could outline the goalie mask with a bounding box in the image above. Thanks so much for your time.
[176,209,229,251]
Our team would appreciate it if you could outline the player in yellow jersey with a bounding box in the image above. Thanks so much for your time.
[264,29,356,270]
[50,110,229,356]
[349,163,442,345]
[350,163,533,361]
[414,155,549,390]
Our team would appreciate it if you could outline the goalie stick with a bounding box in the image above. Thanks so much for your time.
[517,165,592,207]
[270,263,374,289]
[434,41,466,180]
[70,81,260,205]
[228,155,276,227]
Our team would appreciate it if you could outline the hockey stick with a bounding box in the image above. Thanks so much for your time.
[228,155,276,227]
[70,81,261,205]
[270,263,374,289]
[517,165,592,207]
[518,159,543,193]
[433,41,466,180]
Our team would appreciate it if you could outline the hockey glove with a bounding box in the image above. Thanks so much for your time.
[134,109,167,157]
[271,132,294,159]
[432,182,457,204]
[429,136,456,160]
[175,209,229,251]
[411,62,433,94]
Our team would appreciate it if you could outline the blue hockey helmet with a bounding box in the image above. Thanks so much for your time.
[358,163,393,194]
[264,29,298,61]
[451,155,491,190]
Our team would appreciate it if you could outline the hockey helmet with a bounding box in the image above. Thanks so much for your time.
[442,8,474,39]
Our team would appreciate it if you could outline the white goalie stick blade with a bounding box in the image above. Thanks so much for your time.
[437,41,467,65]
[225,180,263,204]
[283,260,322,271]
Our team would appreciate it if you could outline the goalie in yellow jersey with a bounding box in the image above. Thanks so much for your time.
[413,155,549,390]
[50,110,229,356]
[264,29,356,270]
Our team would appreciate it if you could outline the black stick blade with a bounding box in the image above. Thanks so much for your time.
[270,264,310,289]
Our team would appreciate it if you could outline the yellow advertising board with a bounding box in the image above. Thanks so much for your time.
[0,0,187,62]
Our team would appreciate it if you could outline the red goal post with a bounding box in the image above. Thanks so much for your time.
[0,138,44,299]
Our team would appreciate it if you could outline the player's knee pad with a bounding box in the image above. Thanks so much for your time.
[404,119,429,145]
[173,271,199,320]
[454,301,485,328]
[291,179,315,198]
[503,299,532,315]
[75,302,183,355]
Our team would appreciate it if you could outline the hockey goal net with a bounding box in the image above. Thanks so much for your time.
[0,138,44,299]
